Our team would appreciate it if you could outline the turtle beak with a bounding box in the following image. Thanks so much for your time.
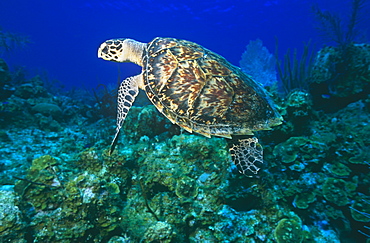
[97,43,108,59]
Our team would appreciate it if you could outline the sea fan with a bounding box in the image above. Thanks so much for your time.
[311,0,367,47]
[239,39,277,87]
[0,26,30,54]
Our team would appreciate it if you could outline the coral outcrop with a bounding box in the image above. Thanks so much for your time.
[0,42,369,242]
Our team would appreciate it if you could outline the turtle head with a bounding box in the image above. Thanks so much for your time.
[98,38,128,62]
[98,38,145,66]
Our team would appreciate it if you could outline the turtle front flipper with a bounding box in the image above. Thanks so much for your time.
[109,75,141,155]
[229,137,263,176]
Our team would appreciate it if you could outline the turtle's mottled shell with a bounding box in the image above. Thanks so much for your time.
[142,37,282,138]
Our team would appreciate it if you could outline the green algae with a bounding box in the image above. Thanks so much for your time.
[326,162,351,177]
[142,221,176,243]
[12,153,128,242]
[30,155,58,172]
[77,148,103,173]
[106,182,121,194]
[285,90,312,122]
[274,218,303,243]
[293,191,316,209]
[175,176,198,199]
[348,145,370,165]
[0,190,25,242]
[322,178,351,206]
[351,195,370,223]
[273,136,327,164]
[324,204,346,220]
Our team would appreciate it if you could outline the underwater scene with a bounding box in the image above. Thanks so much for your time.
[0,0,370,242]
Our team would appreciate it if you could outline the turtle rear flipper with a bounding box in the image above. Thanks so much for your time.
[229,137,263,176]
[109,75,141,155]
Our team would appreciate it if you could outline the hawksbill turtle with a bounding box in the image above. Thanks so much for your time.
[98,37,282,175]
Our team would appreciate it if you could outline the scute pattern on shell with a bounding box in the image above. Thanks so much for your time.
[142,37,282,138]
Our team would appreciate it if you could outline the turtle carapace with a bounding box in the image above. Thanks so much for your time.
[98,37,282,175]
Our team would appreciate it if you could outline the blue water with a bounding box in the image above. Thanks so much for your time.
[1,0,367,90]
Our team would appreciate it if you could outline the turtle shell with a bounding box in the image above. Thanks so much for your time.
[142,37,282,138]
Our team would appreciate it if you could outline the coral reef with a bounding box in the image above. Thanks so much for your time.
[0,39,370,242]
[309,43,370,111]
[0,188,26,242]
[13,154,128,242]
